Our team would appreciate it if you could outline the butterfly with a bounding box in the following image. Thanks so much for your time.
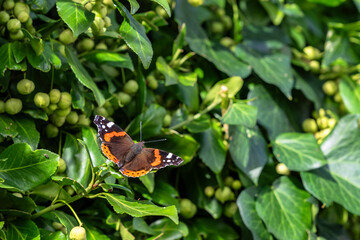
[93,115,183,177]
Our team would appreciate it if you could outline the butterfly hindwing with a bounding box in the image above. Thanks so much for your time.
[119,149,183,177]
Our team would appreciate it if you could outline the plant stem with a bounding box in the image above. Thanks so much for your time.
[31,194,82,219]
[169,100,220,131]
[55,200,83,226]
[216,173,224,189]
[229,0,240,41]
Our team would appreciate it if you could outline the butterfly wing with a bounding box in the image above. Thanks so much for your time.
[120,148,183,177]
[93,115,134,167]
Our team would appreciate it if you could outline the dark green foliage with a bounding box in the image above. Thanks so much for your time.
[0,0,359,239]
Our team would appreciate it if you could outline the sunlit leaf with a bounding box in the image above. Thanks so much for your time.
[56,0,95,37]
[104,193,179,224]
[0,143,58,192]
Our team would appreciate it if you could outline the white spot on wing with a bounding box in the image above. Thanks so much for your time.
[167,160,172,162]
[107,122,114,128]
[102,125,105,129]
[166,153,173,159]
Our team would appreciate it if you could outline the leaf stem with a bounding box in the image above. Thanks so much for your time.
[228,0,240,41]
[55,200,83,226]
[31,194,82,219]
[169,100,220,131]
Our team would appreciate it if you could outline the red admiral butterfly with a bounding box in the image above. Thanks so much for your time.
[94,115,183,177]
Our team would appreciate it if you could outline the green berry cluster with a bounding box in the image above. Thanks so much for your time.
[0,1,35,40]
[77,0,115,36]
[115,79,139,107]
[94,101,116,119]
[31,88,89,138]
[0,78,36,115]
[203,176,242,218]
[302,108,338,144]
[208,7,233,37]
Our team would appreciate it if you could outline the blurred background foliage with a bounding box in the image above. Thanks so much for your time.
[0,0,360,239]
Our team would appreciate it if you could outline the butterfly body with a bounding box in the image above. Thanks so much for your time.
[93,115,183,177]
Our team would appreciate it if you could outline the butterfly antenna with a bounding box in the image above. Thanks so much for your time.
[143,138,167,144]
[140,121,142,142]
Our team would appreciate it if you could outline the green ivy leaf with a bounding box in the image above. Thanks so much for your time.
[150,219,188,239]
[83,223,111,240]
[322,29,359,67]
[136,68,146,114]
[70,81,86,110]
[0,115,19,138]
[339,76,360,113]
[62,133,92,189]
[56,0,95,37]
[30,181,72,202]
[6,220,40,240]
[133,218,157,235]
[203,76,244,105]
[139,180,180,207]
[26,36,61,72]
[151,130,199,163]
[317,218,351,240]
[237,187,273,240]
[178,72,197,86]
[273,133,327,171]
[229,125,268,185]
[307,0,346,7]
[222,102,258,128]
[234,44,294,99]
[12,115,40,150]
[127,0,140,14]
[185,218,238,240]
[115,0,153,69]
[54,211,77,238]
[174,0,251,78]
[104,193,179,224]
[51,176,86,194]
[40,230,66,240]
[256,177,312,240]
[186,114,211,133]
[176,82,200,112]
[0,43,27,76]
[301,114,360,215]
[197,121,226,174]
[12,41,27,63]
[151,0,171,17]
[260,1,284,25]
[139,173,155,193]
[126,104,166,140]
[23,109,48,121]
[0,189,37,217]
[65,46,105,106]
[248,85,295,140]
[0,143,58,192]
[156,56,177,86]
[0,114,40,150]
[83,50,134,71]
[294,71,323,110]
[82,127,107,167]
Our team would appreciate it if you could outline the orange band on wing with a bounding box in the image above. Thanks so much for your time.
[151,149,162,166]
[120,168,151,177]
[101,144,119,163]
[104,131,126,142]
